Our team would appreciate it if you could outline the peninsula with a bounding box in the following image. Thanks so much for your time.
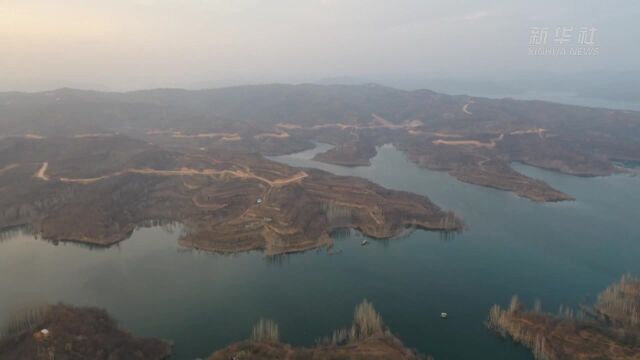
[487,274,640,360]
[0,135,461,254]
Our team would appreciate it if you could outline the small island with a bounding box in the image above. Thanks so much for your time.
[209,300,426,360]
[313,139,378,167]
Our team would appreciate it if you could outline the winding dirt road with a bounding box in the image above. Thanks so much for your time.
[34,162,309,188]
[433,134,504,148]
[510,128,547,139]
[277,114,425,133]
[35,162,49,181]
[462,101,474,115]
[0,164,19,176]
[254,131,290,140]
[171,132,242,141]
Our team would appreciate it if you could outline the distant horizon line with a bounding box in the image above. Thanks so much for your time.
[3,68,640,94]
[1,81,639,113]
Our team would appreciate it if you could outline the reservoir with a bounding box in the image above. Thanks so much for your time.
[1,144,639,359]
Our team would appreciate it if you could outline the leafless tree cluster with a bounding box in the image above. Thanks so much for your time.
[595,273,640,329]
[317,299,389,346]
[487,297,553,360]
[250,318,279,343]
[488,274,640,360]
[322,201,353,227]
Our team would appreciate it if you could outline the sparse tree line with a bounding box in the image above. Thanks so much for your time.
[437,211,460,231]
[487,297,555,360]
[237,299,428,359]
[0,225,36,242]
[594,273,640,329]
[322,201,354,227]
[245,300,389,347]
[487,274,640,360]
[1,303,51,339]
[250,318,280,343]
[316,299,389,346]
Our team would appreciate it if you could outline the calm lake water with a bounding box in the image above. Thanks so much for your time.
[2,144,639,359]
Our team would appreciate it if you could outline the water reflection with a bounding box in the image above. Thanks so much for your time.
[265,253,292,266]
[0,226,35,243]
[135,219,183,233]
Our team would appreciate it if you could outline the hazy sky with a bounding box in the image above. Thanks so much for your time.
[1,0,638,90]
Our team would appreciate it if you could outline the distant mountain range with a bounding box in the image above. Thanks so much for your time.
[316,71,640,103]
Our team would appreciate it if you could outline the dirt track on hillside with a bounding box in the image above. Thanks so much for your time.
[35,162,308,187]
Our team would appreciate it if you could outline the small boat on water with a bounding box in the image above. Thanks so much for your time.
[441,312,448,319]
[361,239,369,246]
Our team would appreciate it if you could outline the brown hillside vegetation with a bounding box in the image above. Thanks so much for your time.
[3,85,639,201]
[0,304,172,360]
[0,136,461,254]
[487,274,640,360]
